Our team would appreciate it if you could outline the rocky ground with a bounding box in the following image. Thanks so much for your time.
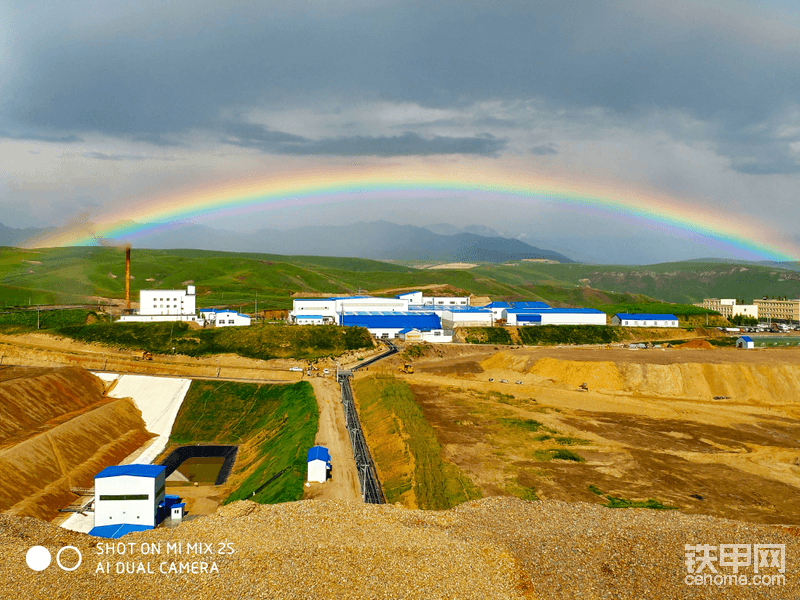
[1,497,797,599]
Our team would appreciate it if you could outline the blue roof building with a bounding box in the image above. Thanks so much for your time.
[95,464,166,479]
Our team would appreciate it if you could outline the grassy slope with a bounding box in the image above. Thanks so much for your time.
[1,246,798,310]
[353,374,481,510]
[167,380,318,504]
[55,321,374,360]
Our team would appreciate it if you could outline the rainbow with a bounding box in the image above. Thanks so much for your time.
[24,164,800,261]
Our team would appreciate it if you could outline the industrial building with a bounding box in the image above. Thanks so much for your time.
[119,285,203,324]
[485,301,551,322]
[504,307,607,326]
[437,306,493,328]
[199,308,252,327]
[396,291,470,306]
[611,313,679,327]
[307,446,331,483]
[701,298,759,319]
[398,328,453,343]
[752,298,800,324]
[340,311,443,339]
[90,464,167,535]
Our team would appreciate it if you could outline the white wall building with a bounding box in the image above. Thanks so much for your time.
[397,291,470,306]
[702,298,759,319]
[307,446,330,483]
[504,308,607,326]
[439,307,493,328]
[610,313,679,327]
[398,328,454,343]
[199,309,251,327]
[93,464,166,528]
[119,286,201,323]
[291,296,410,324]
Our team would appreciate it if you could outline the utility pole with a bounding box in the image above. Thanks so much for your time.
[37,305,40,330]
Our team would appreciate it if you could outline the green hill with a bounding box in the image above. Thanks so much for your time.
[1,246,796,312]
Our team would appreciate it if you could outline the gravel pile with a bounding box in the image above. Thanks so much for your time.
[1,497,797,599]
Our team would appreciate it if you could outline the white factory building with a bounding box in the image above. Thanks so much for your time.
[290,296,410,324]
[396,291,470,306]
[92,464,166,529]
[119,285,202,323]
[610,313,679,327]
[199,308,252,327]
[398,328,454,343]
[503,307,607,326]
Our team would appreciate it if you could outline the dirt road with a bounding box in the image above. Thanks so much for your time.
[305,378,361,501]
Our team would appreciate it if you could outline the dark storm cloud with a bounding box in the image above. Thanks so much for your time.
[528,143,558,156]
[4,1,800,170]
[222,122,505,156]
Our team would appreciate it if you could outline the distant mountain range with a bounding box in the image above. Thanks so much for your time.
[1,220,575,264]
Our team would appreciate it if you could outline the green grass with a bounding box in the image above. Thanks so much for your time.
[595,303,717,317]
[54,321,374,360]
[588,485,678,509]
[462,327,513,344]
[0,308,105,332]
[517,325,623,346]
[354,374,481,510]
[168,380,318,504]
[533,448,585,462]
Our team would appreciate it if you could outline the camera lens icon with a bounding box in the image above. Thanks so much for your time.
[26,546,82,572]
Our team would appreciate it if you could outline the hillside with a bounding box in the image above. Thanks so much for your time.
[0,246,798,311]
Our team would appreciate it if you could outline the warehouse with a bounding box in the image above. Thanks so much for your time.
[485,301,550,322]
[438,306,493,328]
[91,464,167,533]
[611,313,679,327]
[290,296,410,323]
[307,446,331,483]
[340,311,441,339]
[199,308,251,327]
[398,328,453,343]
[504,308,607,326]
[397,291,470,306]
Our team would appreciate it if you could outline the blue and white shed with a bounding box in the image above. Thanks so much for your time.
[736,335,755,349]
[307,446,331,483]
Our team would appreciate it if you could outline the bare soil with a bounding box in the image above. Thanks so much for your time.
[388,344,800,524]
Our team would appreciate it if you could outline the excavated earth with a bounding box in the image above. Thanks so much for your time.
[1,498,798,599]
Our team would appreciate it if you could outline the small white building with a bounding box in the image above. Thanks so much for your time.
[171,503,185,521]
[397,291,470,306]
[93,464,166,528]
[199,309,251,327]
[736,335,755,349]
[119,286,202,323]
[307,446,331,483]
[611,313,679,327]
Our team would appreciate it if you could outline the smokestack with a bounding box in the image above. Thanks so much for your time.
[125,245,131,311]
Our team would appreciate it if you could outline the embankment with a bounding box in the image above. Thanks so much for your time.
[0,366,106,445]
[0,397,152,521]
[481,352,800,402]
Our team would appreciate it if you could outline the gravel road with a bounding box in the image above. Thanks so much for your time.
[2,497,797,599]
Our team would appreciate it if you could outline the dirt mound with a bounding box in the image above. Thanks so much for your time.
[0,397,152,520]
[528,357,625,391]
[676,339,715,349]
[1,498,798,599]
[479,351,530,373]
[0,366,106,446]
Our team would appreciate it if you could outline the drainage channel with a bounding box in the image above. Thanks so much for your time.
[339,375,385,504]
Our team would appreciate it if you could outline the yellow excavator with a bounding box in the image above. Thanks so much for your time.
[398,363,414,374]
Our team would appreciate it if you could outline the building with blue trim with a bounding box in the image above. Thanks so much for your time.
[90,464,167,537]
[307,446,331,483]
[504,307,607,326]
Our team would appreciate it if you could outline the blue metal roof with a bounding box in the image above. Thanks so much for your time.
[95,464,166,479]
[341,312,441,330]
[89,524,153,539]
[615,313,678,320]
[513,301,551,309]
[739,335,753,342]
[508,308,604,314]
[307,446,330,462]
[485,301,512,308]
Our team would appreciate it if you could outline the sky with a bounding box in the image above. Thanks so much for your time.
[2,0,800,264]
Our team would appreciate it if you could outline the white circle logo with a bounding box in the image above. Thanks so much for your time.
[26,546,51,571]
[56,546,82,572]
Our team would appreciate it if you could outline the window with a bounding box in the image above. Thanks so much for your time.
[99,494,149,501]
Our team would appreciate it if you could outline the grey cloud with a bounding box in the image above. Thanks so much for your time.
[222,123,505,156]
[2,1,800,172]
[1,131,83,143]
[528,143,558,156]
